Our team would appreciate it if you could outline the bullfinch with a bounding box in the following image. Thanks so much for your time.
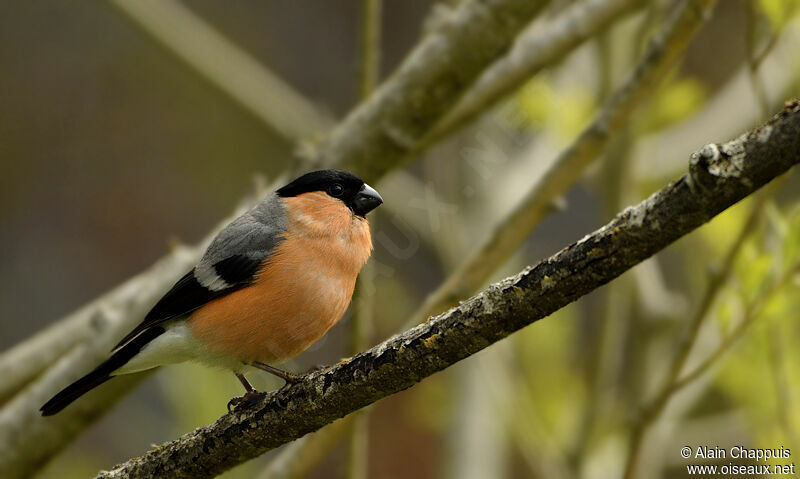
[41,169,383,416]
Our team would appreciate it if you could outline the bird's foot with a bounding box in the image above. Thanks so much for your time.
[272,374,305,407]
[227,390,266,412]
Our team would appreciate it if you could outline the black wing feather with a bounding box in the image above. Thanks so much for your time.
[112,254,263,350]
[214,254,263,284]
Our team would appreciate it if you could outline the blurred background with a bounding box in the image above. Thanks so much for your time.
[2,0,800,478]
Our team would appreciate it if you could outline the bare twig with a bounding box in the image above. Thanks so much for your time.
[423,0,643,147]
[768,326,799,451]
[632,25,800,180]
[359,0,382,99]
[744,1,775,120]
[93,100,800,479]
[108,0,334,139]
[669,263,798,393]
[570,127,636,470]
[316,0,552,181]
[621,182,776,479]
[347,4,382,477]
[406,0,718,328]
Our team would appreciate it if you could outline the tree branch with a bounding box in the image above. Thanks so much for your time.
[316,0,551,181]
[423,0,643,147]
[108,0,334,139]
[96,100,800,479]
[406,0,717,328]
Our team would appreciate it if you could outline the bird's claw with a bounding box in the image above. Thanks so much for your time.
[227,390,266,412]
[272,376,303,407]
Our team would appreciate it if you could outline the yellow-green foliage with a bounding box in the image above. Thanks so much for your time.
[639,76,708,134]
[714,201,800,451]
[517,77,596,143]
[511,305,584,450]
[700,197,753,257]
[758,0,800,30]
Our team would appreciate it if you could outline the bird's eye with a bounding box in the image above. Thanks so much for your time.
[329,183,344,197]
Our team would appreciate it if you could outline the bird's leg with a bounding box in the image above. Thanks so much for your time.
[252,361,303,385]
[227,372,266,412]
[236,373,256,392]
[251,362,306,405]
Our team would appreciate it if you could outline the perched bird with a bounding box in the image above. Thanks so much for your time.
[41,169,383,416]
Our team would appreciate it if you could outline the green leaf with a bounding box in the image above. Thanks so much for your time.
[517,77,595,143]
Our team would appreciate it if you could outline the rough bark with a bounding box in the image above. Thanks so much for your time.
[96,101,800,479]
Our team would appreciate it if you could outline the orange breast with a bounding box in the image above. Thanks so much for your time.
[188,192,373,364]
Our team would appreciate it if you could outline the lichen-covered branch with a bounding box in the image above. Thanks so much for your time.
[96,101,800,479]
[316,0,551,181]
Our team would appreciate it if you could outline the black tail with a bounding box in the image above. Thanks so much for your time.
[40,326,165,416]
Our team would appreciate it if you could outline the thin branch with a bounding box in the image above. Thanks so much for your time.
[359,0,382,99]
[668,263,798,393]
[315,0,552,181]
[346,266,374,479]
[745,1,774,120]
[633,23,800,180]
[94,100,800,479]
[570,127,636,470]
[423,0,644,148]
[108,0,334,139]
[621,181,776,479]
[405,0,718,328]
[768,326,799,451]
[347,3,382,478]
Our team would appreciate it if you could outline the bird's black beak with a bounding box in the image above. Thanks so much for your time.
[352,183,383,217]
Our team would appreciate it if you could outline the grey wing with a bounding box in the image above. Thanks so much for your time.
[113,195,287,349]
